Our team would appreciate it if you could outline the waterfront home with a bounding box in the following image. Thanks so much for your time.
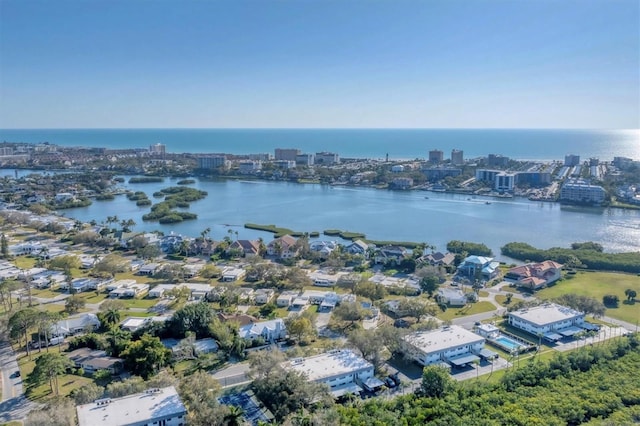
[457,255,500,280]
[374,245,409,265]
[402,325,486,367]
[67,348,123,376]
[227,239,261,257]
[266,235,299,259]
[505,260,563,290]
[51,313,100,337]
[282,349,375,398]
[420,251,456,267]
[76,387,187,426]
[239,318,287,343]
[309,240,338,258]
[507,303,586,342]
[344,239,370,256]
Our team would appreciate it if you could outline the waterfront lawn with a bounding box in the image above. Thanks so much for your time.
[436,301,496,321]
[536,271,640,324]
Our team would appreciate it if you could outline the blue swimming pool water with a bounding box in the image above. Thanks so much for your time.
[495,336,524,351]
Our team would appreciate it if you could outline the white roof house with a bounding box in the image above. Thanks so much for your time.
[508,303,585,339]
[402,325,486,367]
[76,386,186,426]
[239,318,287,342]
[282,349,374,397]
[149,284,177,298]
[51,313,101,337]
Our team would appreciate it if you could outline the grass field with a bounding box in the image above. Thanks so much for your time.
[119,297,158,309]
[436,301,496,321]
[18,351,93,401]
[537,271,640,324]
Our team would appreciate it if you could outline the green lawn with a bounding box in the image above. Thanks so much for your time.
[119,297,158,309]
[75,292,109,304]
[536,271,640,324]
[12,257,37,269]
[18,351,93,401]
[436,301,497,321]
[478,290,489,298]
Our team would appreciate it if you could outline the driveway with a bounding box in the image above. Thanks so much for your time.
[0,343,39,423]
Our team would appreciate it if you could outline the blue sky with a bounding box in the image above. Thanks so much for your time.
[0,0,638,129]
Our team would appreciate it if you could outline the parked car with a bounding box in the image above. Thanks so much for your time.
[10,371,20,378]
[384,377,397,388]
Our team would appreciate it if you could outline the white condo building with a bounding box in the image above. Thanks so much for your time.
[76,386,186,426]
[282,349,375,397]
[402,325,486,367]
[507,303,586,341]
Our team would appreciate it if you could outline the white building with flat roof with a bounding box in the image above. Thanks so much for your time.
[76,386,186,426]
[507,303,585,340]
[402,325,486,367]
[282,349,374,397]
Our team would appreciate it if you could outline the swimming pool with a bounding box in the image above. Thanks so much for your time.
[495,336,525,352]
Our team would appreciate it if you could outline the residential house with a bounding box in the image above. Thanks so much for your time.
[239,318,287,343]
[436,288,467,307]
[402,325,486,367]
[76,386,187,426]
[109,283,149,298]
[120,316,170,333]
[309,240,337,259]
[421,251,456,267]
[227,240,261,257]
[282,349,375,397]
[374,245,409,265]
[345,240,370,256]
[254,289,275,305]
[221,266,246,282]
[51,314,101,337]
[276,291,300,307]
[138,263,161,276]
[148,284,177,298]
[193,338,219,355]
[457,255,500,280]
[266,235,299,259]
[217,312,258,327]
[507,303,586,342]
[66,348,123,375]
[505,261,563,291]
[182,263,204,279]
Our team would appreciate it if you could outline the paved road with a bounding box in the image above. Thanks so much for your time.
[0,342,39,423]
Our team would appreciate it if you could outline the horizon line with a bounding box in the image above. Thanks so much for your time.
[1,127,638,131]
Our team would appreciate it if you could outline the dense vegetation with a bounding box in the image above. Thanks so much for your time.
[128,176,164,183]
[337,335,640,426]
[446,240,493,256]
[501,242,640,273]
[142,186,207,223]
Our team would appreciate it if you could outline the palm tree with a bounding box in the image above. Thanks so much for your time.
[101,307,121,328]
[224,406,245,426]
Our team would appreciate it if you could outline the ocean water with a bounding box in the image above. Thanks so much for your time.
[1,128,638,161]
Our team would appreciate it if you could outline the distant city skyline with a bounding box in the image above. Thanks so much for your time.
[1,0,638,129]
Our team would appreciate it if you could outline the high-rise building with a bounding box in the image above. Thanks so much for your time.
[197,155,227,169]
[315,152,340,165]
[428,149,444,163]
[564,154,581,166]
[149,143,166,156]
[451,149,464,165]
[275,148,301,161]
